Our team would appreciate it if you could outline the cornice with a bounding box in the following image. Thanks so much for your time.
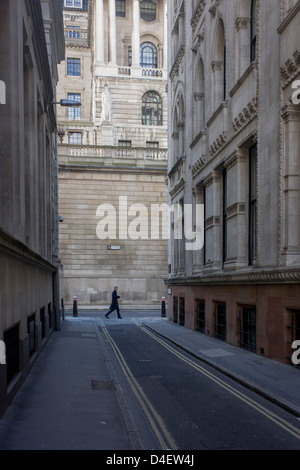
[278,0,300,34]
[166,267,300,286]
[0,228,56,273]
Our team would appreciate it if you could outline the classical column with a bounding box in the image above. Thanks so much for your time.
[132,0,140,68]
[163,0,168,69]
[95,0,105,64]
[108,0,117,64]
[281,103,300,264]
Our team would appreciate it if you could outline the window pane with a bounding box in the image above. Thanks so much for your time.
[67,93,81,120]
[67,58,81,76]
[146,141,159,158]
[64,0,82,7]
[117,140,132,157]
[68,132,82,145]
[140,42,158,68]
[142,91,162,126]
[116,0,126,17]
[140,0,156,22]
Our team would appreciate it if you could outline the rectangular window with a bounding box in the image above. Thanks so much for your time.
[249,144,257,264]
[67,93,81,120]
[65,0,82,7]
[68,132,82,145]
[116,0,126,17]
[128,47,132,67]
[239,307,256,352]
[222,169,227,265]
[117,140,132,158]
[27,314,36,357]
[40,307,46,340]
[203,185,207,265]
[4,324,20,385]
[146,141,159,159]
[67,58,81,76]
[195,300,205,334]
[48,303,52,330]
[179,297,185,326]
[215,303,226,341]
[66,26,81,40]
[173,297,178,324]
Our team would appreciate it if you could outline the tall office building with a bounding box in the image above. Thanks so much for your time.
[0,0,64,417]
[56,0,168,307]
[167,0,300,364]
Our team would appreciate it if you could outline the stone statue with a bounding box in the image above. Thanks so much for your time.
[101,84,112,123]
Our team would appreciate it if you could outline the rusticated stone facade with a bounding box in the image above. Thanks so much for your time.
[167,0,300,364]
[57,0,168,307]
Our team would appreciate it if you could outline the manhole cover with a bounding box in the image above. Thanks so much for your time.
[91,380,115,391]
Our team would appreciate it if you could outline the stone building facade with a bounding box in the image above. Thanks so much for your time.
[56,0,168,307]
[0,0,65,417]
[167,0,300,364]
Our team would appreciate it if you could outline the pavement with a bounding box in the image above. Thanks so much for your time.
[0,309,299,450]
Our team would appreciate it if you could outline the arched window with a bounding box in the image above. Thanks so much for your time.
[212,18,226,109]
[140,42,158,68]
[194,58,205,135]
[140,0,156,22]
[251,0,257,61]
[142,91,163,126]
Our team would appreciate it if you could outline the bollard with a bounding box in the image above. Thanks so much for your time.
[161,296,166,317]
[73,296,78,317]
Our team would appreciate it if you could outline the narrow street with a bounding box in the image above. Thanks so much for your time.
[100,314,300,451]
[0,310,299,452]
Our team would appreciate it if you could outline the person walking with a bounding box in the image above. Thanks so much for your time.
[105,286,122,319]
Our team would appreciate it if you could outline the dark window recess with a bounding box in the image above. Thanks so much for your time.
[195,300,205,334]
[239,307,256,353]
[249,144,257,265]
[28,314,36,356]
[288,311,300,343]
[251,0,257,62]
[4,324,20,385]
[116,0,126,17]
[173,297,178,324]
[40,307,46,339]
[179,297,185,326]
[222,169,227,265]
[48,303,52,330]
[140,0,156,22]
[215,303,226,342]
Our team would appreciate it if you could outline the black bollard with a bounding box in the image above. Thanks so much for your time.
[161,296,166,317]
[73,296,78,317]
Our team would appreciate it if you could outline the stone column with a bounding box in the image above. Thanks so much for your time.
[281,103,300,265]
[132,0,140,68]
[108,0,117,64]
[95,0,105,64]
[163,0,168,69]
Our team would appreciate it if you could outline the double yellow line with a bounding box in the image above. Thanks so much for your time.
[138,323,300,442]
[101,324,178,450]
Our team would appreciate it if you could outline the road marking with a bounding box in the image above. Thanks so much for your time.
[100,324,178,450]
[138,323,300,442]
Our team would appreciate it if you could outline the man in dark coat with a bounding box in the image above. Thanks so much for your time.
[105,286,122,318]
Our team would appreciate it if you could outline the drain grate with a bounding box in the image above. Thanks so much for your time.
[81,333,97,338]
[91,379,115,391]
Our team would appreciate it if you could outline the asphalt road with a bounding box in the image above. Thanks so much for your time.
[99,313,300,450]
[1,309,300,454]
